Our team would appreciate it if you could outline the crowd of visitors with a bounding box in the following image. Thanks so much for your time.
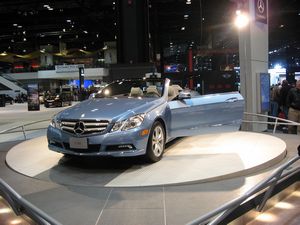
[270,79,300,134]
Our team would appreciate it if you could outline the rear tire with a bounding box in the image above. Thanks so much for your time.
[145,121,165,163]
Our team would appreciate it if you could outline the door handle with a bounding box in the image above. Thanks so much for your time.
[225,97,238,103]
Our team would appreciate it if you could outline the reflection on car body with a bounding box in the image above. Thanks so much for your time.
[44,92,72,108]
[47,78,244,162]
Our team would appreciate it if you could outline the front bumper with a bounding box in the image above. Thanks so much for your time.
[47,125,149,157]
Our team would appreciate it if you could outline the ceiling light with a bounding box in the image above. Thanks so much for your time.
[23,31,26,35]
[17,25,22,28]
[279,24,284,28]
[113,2,116,4]
[83,30,88,34]
[59,35,62,39]
[48,7,53,11]
[23,49,26,52]
[23,37,27,41]
[96,34,99,38]
[181,26,185,30]
[11,39,14,43]
[234,11,249,29]
[63,28,66,32]
[186,0,191,5]
[13,23,18,26]
[184,14,189,19]
[43,4,49,8]
[66,19,71,23]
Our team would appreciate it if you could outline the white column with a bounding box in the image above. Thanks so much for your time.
[239,0,269,131]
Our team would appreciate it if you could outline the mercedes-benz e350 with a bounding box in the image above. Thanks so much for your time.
[47,78,244,162]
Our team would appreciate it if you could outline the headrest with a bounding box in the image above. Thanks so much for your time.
[146,86,160,96]
[130,87,143,97]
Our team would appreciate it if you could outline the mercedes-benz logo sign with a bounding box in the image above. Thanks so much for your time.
[74,121,85,135]
[257,0,265,14]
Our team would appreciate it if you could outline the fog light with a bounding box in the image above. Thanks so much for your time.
[118,144,133,150]
[140,129,149,136]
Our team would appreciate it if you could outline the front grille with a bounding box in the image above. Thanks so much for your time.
[60,119,109,135]
[63,142,101,153]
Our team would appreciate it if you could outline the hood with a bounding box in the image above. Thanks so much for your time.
[57,97,162,122]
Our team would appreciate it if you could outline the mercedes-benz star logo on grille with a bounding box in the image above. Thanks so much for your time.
[74,121,85,135]
[257,0,265,14]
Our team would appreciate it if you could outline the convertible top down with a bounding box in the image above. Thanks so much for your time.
[47,78,244,162]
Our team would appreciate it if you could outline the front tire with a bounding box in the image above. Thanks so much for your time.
[145,121,165,163]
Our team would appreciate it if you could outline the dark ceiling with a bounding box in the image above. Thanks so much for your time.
[0,0,299,58]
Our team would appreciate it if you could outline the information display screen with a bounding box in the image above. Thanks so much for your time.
[27,83,40,111]
[259,73,270,113]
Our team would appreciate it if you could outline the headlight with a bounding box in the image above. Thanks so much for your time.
[111,114,145,132]
[50,115,61,128]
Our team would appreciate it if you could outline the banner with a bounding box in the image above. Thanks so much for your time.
[258,73,270,113]
[255,0,267,24]
[27,83,40,111]
[55,64,84,73]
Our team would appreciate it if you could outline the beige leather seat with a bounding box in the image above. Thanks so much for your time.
[130,87,143,97]
[168,86,176,101]
[171,84,183,94]
[146,86,160,97]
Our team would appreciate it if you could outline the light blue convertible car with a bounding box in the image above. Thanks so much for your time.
[47,78,244,162]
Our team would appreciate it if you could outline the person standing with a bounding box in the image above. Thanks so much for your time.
[270,83,281,117]
[279,80,291,118]
[286,80,300,134]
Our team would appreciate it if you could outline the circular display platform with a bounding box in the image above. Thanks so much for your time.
[6,132,286,187]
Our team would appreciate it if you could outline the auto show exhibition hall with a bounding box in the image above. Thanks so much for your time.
[1,1,300,225]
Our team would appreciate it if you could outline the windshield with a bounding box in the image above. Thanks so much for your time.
[95,79,165,98]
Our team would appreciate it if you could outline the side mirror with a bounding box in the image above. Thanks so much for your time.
[178,92,191,100]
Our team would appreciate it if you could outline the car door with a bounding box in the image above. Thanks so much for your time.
[168,92,244,137]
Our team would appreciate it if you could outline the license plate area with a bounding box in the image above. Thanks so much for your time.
[69,137,88,149]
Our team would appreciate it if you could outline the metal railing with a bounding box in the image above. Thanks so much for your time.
[0,119,59,224]
[0,119,49,140]
[187,112,300,225]
[0,178,62,225]
[1,113,300,225]
[187,147,300,225]
[242,112,300,134]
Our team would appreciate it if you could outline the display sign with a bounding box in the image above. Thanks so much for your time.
[79,67,85,90]
[255,0,268,24]
[27,83,40,111]
[257,73,270,113]
[55,64,84,73]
